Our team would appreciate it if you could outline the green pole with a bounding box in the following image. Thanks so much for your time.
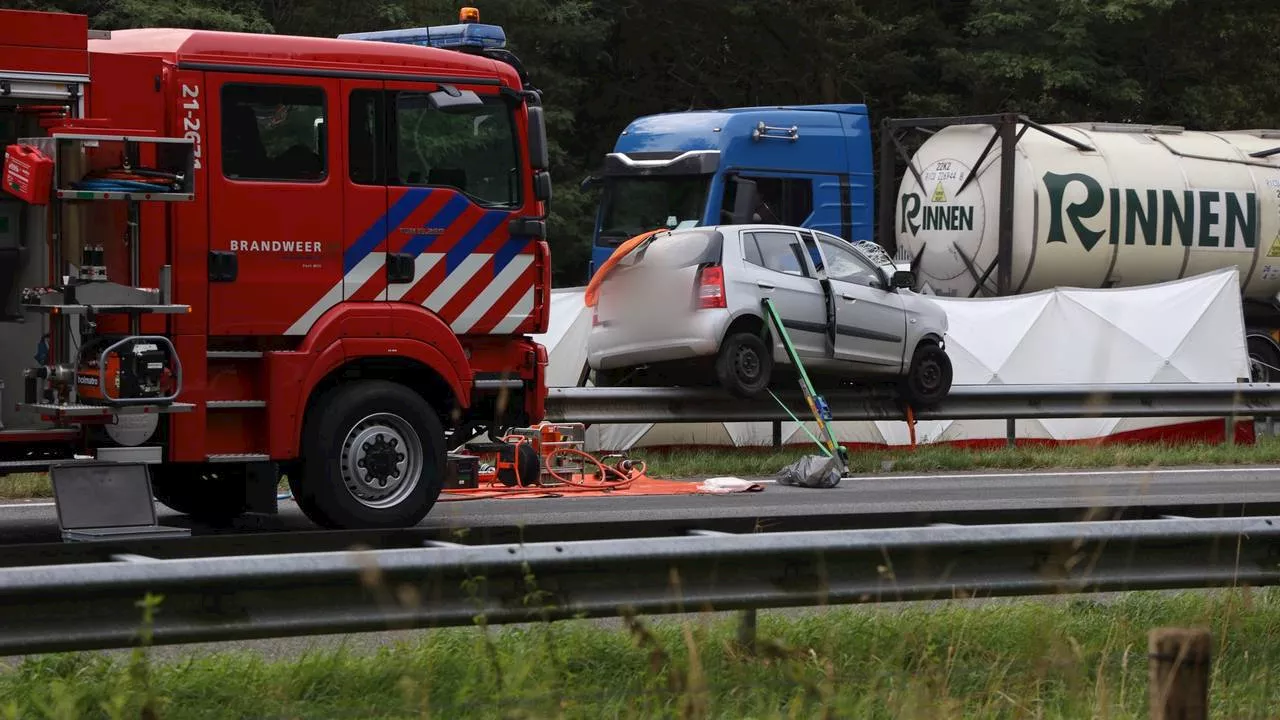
[760,298,847,473]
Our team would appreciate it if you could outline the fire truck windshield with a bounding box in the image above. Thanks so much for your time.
[350,91,522,207]
[596,175,710,247]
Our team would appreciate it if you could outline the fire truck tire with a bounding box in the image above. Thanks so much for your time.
[149,464,248,526]
[298,380,445,529]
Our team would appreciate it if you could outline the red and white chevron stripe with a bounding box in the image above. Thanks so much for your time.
[285,251,537,336]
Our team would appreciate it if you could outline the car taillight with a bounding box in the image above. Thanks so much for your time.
[696,265,726,309]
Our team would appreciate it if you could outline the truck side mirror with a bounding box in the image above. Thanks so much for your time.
[729,176,759,225]
[891,269,915,289]
[527,106,549,171]
[534,171,552,202]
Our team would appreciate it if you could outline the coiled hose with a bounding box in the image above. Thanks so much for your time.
[70,178,173,193]
[440,449,651,499]
[543,448,646,490]
[70,167,185,194]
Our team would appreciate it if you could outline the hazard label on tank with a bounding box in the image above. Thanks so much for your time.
[1268,232,1280,258]
[932,182,947,203]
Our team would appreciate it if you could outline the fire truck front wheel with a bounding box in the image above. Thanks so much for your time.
[296,380,445,529]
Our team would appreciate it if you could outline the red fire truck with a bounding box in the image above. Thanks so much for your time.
[0,7,552,530]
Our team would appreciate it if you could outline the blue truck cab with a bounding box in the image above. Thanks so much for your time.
[584,104,875,279]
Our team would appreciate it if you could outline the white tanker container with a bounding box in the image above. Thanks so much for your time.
[894,122,1280,305]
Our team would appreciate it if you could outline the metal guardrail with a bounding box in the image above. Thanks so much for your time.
[545,383,1280,424]
[2,515,1278,656]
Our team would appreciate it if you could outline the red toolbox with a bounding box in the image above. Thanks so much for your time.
[2,144,54,205]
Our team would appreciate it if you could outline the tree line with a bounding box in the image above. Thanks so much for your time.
[12,0,1280,283]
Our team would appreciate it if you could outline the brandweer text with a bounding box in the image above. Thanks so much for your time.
[229,240,323,253]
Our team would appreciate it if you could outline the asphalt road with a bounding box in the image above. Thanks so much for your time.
[2,465,1280,545]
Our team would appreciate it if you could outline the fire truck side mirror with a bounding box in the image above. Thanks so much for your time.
[527,106,549,171]
[533,171,552,202]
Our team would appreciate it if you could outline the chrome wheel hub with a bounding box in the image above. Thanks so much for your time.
[340,412,423,509]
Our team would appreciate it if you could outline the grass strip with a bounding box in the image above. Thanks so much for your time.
[0,473,288,501]
[632,435,1280,479]
[0,473,57,501]
[3,590,1279,718]
[5,436,1280,499]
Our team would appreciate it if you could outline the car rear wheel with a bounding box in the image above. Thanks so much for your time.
[901,342,953,408]
[716,332,773,398]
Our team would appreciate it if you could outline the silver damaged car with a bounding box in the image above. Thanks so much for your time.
[586,224,953,406]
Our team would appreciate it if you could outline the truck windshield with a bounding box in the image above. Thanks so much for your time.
[597,176,710,246]
[381,92,521,208]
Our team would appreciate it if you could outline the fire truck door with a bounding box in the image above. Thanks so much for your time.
[342,79,389,302]
[379,80,530,334]
[207,74,344,336]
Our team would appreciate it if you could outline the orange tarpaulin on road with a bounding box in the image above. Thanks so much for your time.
[440,475,704,501]
[440,436,766,502]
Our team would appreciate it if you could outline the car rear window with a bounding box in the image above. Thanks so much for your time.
[618,229,723,269]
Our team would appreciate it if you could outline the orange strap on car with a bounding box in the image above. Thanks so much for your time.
[584,228,664,308]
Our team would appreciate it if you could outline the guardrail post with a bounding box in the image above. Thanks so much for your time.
[1005,418,1016,447]
[772,421,782,448]
[736,609,757,653]
[1148,627,1211,720]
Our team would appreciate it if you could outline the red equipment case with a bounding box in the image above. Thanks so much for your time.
[2,144,54,205]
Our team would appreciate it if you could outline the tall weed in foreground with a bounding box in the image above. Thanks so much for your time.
[4,584,1280,717]
[3,593,167,720]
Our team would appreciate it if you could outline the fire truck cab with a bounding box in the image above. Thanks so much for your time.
[0,8,552,530]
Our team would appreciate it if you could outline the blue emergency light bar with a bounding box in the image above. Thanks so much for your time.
[337,23,507,51]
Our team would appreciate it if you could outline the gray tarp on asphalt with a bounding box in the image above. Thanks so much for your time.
[776,454,842,488]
